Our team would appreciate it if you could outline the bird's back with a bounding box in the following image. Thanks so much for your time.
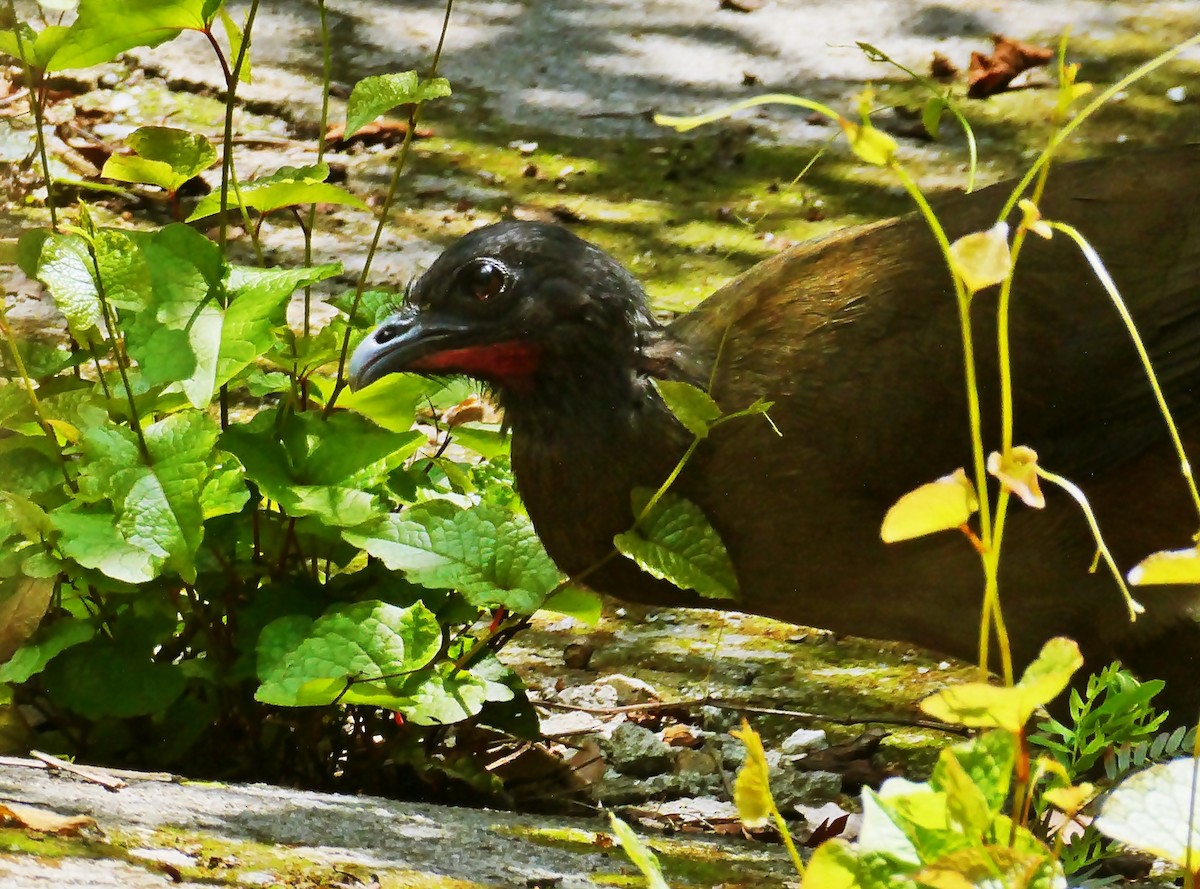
[661,147,1200,693]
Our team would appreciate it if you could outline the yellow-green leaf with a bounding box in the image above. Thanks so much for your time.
[1127,547,1200,585]
[921,637,1082,730]
[948,222,1011,293]
[1044,782,1095,815]
[609,814,670,889]
[838,117,896,166]
[881,468,978,543]
[731,720,774,828]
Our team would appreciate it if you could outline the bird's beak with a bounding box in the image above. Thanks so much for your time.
[348,308,475,391]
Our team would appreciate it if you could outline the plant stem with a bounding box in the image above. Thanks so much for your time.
[327,0,457,413]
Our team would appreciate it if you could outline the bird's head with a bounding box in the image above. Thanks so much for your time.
[349,222,660,409]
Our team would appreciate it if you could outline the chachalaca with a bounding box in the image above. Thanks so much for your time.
[350,147,1200,722]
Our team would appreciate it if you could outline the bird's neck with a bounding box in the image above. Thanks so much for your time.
[498,315,693,441]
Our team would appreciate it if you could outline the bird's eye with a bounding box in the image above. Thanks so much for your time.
[461,259,508,301]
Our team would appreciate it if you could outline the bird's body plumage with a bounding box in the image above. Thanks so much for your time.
[351,147,1200,720]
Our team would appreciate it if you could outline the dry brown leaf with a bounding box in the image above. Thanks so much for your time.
[968,34,1053,98]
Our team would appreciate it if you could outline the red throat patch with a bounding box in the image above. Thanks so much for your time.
[409,340,541,389]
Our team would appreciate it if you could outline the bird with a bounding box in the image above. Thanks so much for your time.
[350,147,1200,723]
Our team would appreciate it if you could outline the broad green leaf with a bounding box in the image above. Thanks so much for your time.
[0,577,55,663]
[447,424,510,461]
[653,379,720,438]
[128,225,340,406]
[199,453,249,518]
[255,600,442,708]
[186,163,367,221]
[0,492,53,541]
[311,371,433,432]
[389,659,514,726]
[221,409,420,501]
[614,489,737,600]
[881,469,978,543]
[0,439,61,498]
[102,126,216,192]
[41,641,186,718]
[921,637,1083,731]
[948,222,1011,294]
[344,500,562,614]
[67,412,219,582]
[0,618,94,683]
[344,71,452,137]
[609,815,670,889]
[37,233,102,336]
[1128,546,1200,585]
[730,720,774,828]
[1096,757,1200,866]
[50,507,158,582]
[47,0,215,70]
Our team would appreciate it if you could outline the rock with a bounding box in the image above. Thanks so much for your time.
[601,723,675,778]
[781,728,828,755]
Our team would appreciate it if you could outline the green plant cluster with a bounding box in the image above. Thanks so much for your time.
[0,0,600,788]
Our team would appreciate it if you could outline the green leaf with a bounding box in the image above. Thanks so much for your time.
[47,0,215,71]
[102,126,216,192]
[932,730,1014,816]
[839,117,897,166]
[614,489,737,600]
[50,506,158,582]
[218,6,249,83]
[0,618,94,684]
[391,659,514,726]
[41,640,186,718]
[540,586,602,625]
[220,409,421,523]
[186,163,368,221]
[1096,756,1200,866]
[126,225,340,407]
[65,412,219,583]
[37,232,103,336]
[653,379,720,438]
[344,500,563,614]
[344,71,451,137]
[806,839,919,888]
[200,452,249,518]
[0,23,71,69]
[255,600,442,708]
[921,637,1083,731]
[921,97,946,139]
[609,815,670,889]
[930,749,991,837]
